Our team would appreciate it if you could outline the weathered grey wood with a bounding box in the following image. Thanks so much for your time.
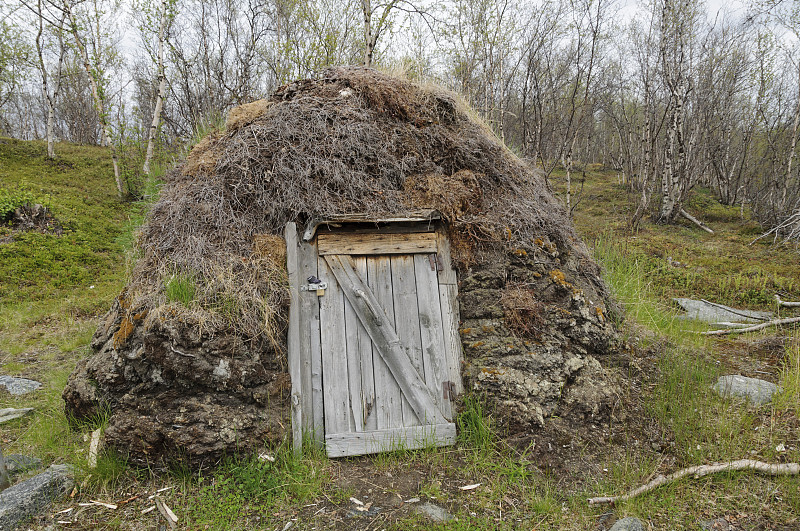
[354,257,377,432]
[319,256,353,435]
[303,210,441,240]
[439,283,463,395]
[284,222,303,454]
[435,227,457,285]
[413,254,452,420]
[367,256,403,430]
[324,254,447,426]
[390,254,424,426]
[435,227,463,394]
[325,423,456,457]
[318,232,437,256]
[298,237,323,442]
[344,257,375,432]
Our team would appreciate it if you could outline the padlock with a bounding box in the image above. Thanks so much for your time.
[316,287,325,296]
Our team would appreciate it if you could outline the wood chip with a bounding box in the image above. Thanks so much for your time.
[459,483,481,491]
[349,497,363,505]
[88,428,103,469]
[155,496,178,529]
[141,505,156,514]
[90,500,118,510]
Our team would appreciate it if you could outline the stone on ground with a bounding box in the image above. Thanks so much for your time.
[673,298,773,323]
[0,408,34,424]
[0,376,42,396]
[0,464,73,530]
[4,455,43,476]
[609,516,646,531]
[414,501,453,522]
[712,375,779,406]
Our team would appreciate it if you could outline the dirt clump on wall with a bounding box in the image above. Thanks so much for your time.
[64,67,620,467]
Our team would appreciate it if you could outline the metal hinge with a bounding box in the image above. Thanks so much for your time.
[429,253,443,272]
[442,381,457,401]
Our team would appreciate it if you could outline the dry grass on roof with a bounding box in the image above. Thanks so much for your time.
[127,66,580,348]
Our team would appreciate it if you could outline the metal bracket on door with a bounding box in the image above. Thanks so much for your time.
[300,281,327,295]
[442,381,457,401]
[428,253,443,272]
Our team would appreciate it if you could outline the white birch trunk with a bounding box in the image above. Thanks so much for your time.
[64,0,124,197]
[143,0,169,176]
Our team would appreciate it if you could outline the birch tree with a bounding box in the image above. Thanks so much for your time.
[59,0,124,196]
[34,0,67,159]
[138,0,175,175]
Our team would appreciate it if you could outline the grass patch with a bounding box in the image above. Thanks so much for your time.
[177,445,326,529]
[164,272,197,306]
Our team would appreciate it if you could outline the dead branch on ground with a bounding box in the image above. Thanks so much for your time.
[701,316,800,336]
[588,460,800,505]
[775,295,800,308]
[680,208,714,234]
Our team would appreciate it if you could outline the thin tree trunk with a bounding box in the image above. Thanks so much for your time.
[361,0,373,67]
[143,0,169,176]
[36,0,66,159]
[63,0,124,197]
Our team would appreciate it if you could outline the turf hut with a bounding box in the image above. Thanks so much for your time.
[64,67,620,466]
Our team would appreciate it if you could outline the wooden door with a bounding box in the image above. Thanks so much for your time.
[285,224,462,458]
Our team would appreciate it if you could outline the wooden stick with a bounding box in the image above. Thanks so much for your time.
[701,316,800,336]
[588,460,800,505]
[680,209,714,234]
[0,447,10,491]
[775,295,800,308]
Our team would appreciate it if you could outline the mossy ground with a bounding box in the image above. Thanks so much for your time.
[1,144,798,530]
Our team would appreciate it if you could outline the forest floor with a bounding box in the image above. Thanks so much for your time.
[1,140,798,530]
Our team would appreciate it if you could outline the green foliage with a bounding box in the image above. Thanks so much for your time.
[0,184,37,221]
[457,395,496,452]
[164,272,197,306]
[0,138,137,305]
[180,445,324,529]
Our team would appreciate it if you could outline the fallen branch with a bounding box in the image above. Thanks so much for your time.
[680,209,714,234]
[588,460,800,505]
[701,316,800,336]
[775,295,800,308]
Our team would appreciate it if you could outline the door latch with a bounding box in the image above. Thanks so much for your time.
[301,276,327,296]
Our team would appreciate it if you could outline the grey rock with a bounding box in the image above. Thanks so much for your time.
[5,455,43,476]
[609,517,645,531]
[0,464,73,530]
[713,375,779,406]
[699,518,731,530]
[414,502,452,523]
[0,408,34,424]
[673,298,773,323]
[0,376,42,396]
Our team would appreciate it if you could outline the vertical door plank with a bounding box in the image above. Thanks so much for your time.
[354,257,377,432]
[436,228,463,394]
[390,254,424,426]
[367,256,402,430]
[344,257,375,432]
[319,256,353,435]
[284,223,303,454]
[413,253,452,420]
[298,237,323,442]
